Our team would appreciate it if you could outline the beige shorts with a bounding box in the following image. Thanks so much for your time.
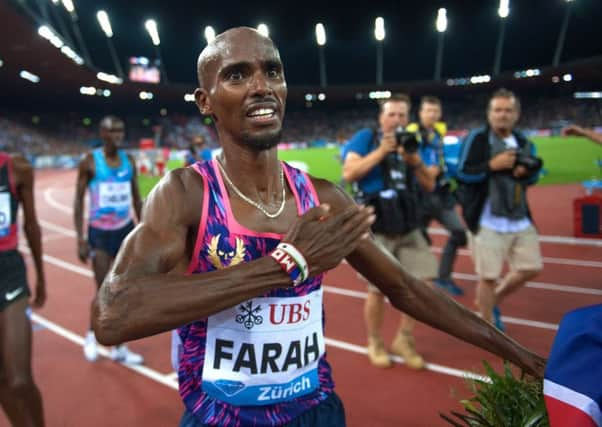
[366,229,438,293]
[468,225,543,280]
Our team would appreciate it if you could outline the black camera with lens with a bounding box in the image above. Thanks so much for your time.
[394,126,419,154]
[515,154,543,172]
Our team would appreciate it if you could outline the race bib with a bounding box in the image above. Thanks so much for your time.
[202,288,325,406]
[98,182,131,209]
[0,193,11,237]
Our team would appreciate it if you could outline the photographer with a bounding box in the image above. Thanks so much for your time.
[342,94,437,370]
[408,96,467,296]
[457,89,543,331]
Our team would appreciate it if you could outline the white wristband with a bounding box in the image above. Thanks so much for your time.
[276,242,309,283]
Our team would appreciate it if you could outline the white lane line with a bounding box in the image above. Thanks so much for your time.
[19,245,93,277]
[30,313,179,390]
[450,272,602,296]
[43,188,73,215]
[20,233,68,244]
[323,285,559,330]
[39,219,77,237]
[323,337,491,383]
[431,247,602,269]
[427,227,602,248]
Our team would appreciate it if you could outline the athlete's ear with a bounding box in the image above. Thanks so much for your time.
[195,88,212,117]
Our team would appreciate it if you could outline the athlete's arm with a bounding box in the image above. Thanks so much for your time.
[562,124,602,145]
[92,168,373,345]
[13,155,46,308]
[74,154,92,262]
[128,154,143,221]
[315,179,545,378]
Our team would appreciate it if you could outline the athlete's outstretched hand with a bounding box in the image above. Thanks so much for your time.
[283,203,374,276]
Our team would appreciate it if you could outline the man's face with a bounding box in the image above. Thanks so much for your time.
[487,96,519,132]
[419,102,442,129]
[197,30,287,151]
[100,119,125,148]
[193,137,205,149]
[378,100,409,133]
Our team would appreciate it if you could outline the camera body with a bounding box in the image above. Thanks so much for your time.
[394,126,419,154]
[515,154,543,172]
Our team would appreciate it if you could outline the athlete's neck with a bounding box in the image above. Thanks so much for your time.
[103,144,118,160]
[218,147,282,204]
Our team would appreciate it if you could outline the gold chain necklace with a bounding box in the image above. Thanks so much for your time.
[216,159,286,219]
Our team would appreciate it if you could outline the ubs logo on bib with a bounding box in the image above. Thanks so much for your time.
[235,301,263,330]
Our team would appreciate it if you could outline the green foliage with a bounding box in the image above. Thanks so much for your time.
[440,361,549,427]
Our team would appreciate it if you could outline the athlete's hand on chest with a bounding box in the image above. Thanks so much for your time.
[282,203,374,276]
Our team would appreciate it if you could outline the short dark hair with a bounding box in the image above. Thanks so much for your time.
[419,96,441,109]
[378,94,411,114]
[488,88,521,112]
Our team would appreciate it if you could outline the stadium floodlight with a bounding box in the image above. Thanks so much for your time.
[96,11,124,77]
[494,0,509,74]
[145,19,160,46]
[374,17,385,85]
[50,0,59,4]
[257,23,269,37]
[144,19,168,82]
[315,23,327,87]
[0,59,3,68]
[434,9,447,80]
[38,25,64,48]
[184,93,195,102]
[139,91,154,100]
[204,26,216,44]
[553,0,574,66]
[96,10,113,38]
[498,0,510,18]
[61,0,74,13]
[97,72,123,85]
[20,70,40,83]
[315,23,326,46]
[436,8,447,33]
[374,17,385,41]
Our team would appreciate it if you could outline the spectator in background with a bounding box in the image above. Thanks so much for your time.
[185,135,213,167]
[74,116,144,364]
[343,94,438,370]
[409,96,467,296]
[457,89,543,331]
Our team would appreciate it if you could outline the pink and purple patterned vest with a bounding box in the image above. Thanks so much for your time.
[176,159,335,426]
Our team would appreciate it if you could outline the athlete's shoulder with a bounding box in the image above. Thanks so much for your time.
[9,154,33,188]
[308,176,355,213]
[10,153,31,168]
[144,167,203,227]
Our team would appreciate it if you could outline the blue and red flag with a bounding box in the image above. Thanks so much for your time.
[544,304,601,427]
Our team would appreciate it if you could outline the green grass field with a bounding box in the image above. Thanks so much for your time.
[532,136,601,185]
[137,137,602,197]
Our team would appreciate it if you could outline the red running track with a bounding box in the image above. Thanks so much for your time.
[1,169,600,427]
